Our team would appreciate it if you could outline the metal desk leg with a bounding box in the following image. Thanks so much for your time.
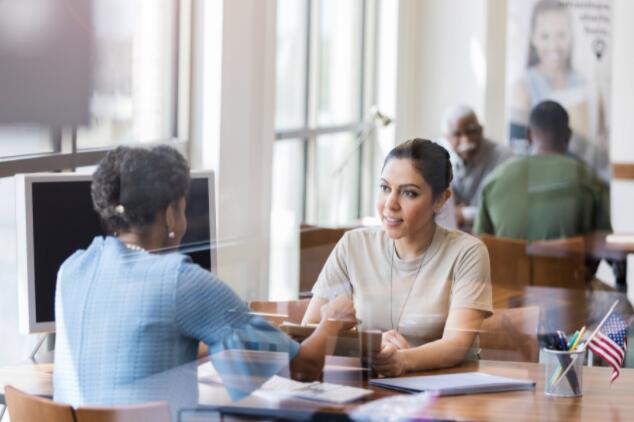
[610,260,627,293]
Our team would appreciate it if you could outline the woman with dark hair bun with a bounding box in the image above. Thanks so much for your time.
[54,145,354,412]
[90,145,192,248]
[303,139,492,376]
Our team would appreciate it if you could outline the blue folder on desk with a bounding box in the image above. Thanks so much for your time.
[370,372,535,396]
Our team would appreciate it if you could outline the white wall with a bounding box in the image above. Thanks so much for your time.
[610,0,634,235]
[483,0,508,142]
[395,0,507,144]
[189,0,277,300]
[610,0,634,300]
[0,178,39,367]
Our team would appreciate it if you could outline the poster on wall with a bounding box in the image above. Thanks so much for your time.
[506,0,612,180]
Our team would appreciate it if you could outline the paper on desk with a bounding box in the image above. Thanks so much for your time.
[350,391,436,422]
[197,361,223,386]
[253,375,373,404]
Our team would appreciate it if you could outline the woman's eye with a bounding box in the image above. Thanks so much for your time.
[379,184,390,193]
[402,190,418,198]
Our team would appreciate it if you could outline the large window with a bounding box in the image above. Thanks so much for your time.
[0,0,188,367]
[273,0,369,228]
[271,0,397,298]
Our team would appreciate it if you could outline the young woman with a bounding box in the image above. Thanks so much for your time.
[53,146,354,411]
[303,139,492,376]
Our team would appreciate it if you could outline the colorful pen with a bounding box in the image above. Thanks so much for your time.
[567,330,579,350]
[556,331,568,350]
[569,326,586,351]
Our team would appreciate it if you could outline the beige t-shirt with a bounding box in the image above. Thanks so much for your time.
[312,225,492,347]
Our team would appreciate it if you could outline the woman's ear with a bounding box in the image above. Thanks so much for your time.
[164,202,177,234]
[433,189,452,214]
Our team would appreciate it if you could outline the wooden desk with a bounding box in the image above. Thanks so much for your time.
[524,231,632,292]
[0,360,52,404]
[583,231,634,262]
[2,356,634,421]
[408,360,634,421]
[583,231,633,292]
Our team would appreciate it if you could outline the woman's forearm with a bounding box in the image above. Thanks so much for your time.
[289,319,342,380]
[400,309,486,372]
[400,336,476,371]
[302,296,328,325]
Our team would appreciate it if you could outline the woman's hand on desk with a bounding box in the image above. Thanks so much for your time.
[381,329,410,350]
[291,295,357,381]
[372,343,408,377]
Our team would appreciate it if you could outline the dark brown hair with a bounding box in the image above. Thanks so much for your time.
[382,138,453,200]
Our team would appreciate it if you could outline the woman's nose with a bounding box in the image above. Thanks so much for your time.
[386,192,400,210]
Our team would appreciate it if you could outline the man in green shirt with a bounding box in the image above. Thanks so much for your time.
[474,100,610,241]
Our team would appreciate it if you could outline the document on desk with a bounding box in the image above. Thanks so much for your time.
[370,372,535,396]
[254,375,373,404]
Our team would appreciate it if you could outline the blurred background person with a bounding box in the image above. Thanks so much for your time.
[475,100,610,241]
[439,105,513,232]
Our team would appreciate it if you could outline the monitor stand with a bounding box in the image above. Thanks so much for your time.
[29,333,55,363]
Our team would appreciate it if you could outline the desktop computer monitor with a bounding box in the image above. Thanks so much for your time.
[16,170,216,334]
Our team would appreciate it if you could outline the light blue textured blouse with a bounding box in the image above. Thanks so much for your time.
[53,236,299,408]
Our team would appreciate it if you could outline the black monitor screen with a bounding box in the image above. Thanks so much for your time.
[30,176,213,324]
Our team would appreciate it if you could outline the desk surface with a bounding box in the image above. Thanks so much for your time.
[584,231,634,261]
[2,356,633,421]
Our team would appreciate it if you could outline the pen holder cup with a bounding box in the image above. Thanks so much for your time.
[543,348,584,397]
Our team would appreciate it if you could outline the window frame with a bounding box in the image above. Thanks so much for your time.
[273,0,378,224]
[0,0,191,178]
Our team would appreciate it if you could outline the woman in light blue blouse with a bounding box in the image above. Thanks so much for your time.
[54,146,354,413]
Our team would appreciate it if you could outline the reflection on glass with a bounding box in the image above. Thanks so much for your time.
[270,140,305,299]
[317,0,363,126]
[77,0,177,148]
[275,0,308,131]
[0,127,52,158]
[0,176,23,367]
[315,132,360,225]
[375,0,398,167]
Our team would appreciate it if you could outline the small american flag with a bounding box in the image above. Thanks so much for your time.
[588,312,628,383]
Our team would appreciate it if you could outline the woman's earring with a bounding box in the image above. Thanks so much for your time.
[168,231,175,239]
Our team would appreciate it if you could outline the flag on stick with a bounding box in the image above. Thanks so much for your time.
[588,312,627,383]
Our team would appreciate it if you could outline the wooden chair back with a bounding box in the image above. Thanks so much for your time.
[299,225,348,295]
[519,285,587,335]
[527,236,586,290]
[525,237,587,333]
[479,235,531,308]
[74,402,170,422]
[4,385,75,422]
[479,306,540,362]
[249,299,310,325]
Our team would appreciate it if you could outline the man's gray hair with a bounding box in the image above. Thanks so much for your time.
[441,105,478,134]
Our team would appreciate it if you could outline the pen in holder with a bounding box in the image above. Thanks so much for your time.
[543,348,584,397]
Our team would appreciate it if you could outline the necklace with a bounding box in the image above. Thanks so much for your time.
[389,234,434,331]
[124,243,147,252]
